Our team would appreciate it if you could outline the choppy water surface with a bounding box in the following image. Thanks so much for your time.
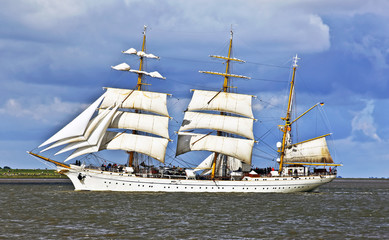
[0,179,388,239]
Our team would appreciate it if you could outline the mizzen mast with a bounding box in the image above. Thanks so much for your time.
[278,54,299,174]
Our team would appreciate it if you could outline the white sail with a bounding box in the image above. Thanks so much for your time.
[176,132,254,164]
[56,105,119,155]
[100,88,169,117]
[111,63,131,71]
[187,90,254,118]
[41,106,114,153]
[129,69,165,79]
[122,48,137,55]
[284,136,333,163]
[109,111,169,139]
[227,156,243,171]
[122,48,159,59]
[65,145,100,161]
[193,153,214,172]
[65,130,168,162]
[102,131,168,163]
[38,93,106,148]
[179,111,254,139]
[137,51,159,59]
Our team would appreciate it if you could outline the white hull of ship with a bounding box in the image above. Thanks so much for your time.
[60,166,336,193]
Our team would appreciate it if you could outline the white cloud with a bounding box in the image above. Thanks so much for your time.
[19,0,89,30]
[333,136,389,177]
[0,97,86,123]
[351,100,381,141]
[252,91,287,112]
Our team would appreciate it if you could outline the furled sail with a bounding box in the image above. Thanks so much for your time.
[100,87,169,117]
[38,93,107,148]
[111,63,131,71]
[122,48,159,59]
[187,90,254,118]
[176,132,254,164]
[129,70,165,79]
[284,136,333,163]
[179,111,254,139]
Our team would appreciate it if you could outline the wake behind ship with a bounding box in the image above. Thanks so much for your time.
[28,26,341,193]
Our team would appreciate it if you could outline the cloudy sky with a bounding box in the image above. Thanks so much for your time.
[1,0,388,177]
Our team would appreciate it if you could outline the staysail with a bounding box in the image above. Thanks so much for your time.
[38,93,107,148]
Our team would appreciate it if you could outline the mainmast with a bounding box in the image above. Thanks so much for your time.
[278,55,299,174]
[199,30,250,179]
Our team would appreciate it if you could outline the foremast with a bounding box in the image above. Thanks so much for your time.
[128,25,147,169]
[114,25,168,170]
[34,25,169,169]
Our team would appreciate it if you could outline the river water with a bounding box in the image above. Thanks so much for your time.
[0,179,388,239]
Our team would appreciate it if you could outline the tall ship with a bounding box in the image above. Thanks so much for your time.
[28,27,341,192]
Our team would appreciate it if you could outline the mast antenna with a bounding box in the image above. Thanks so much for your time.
[293,54,300,68]
[143,25,147,35]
